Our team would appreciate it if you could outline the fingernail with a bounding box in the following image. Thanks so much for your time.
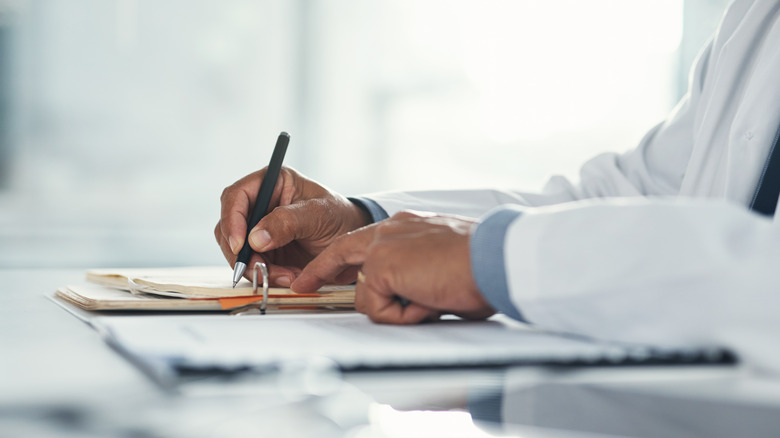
[249,229,272,251]
[277,276,292,288]
[228,236,240,254]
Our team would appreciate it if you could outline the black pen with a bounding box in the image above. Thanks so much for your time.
[232,132,290,287]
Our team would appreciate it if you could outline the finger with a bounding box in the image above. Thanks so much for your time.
[215,222,238,266]
[351,262,436,324]
[291,227,376,293]
[354,277,367,314]
[267,264,300,288]
[333,265,361,285]
[238,252,301,288]
[219,170,266,254]
[247,197,331,253]
[363,285,438,325]
[276,167,298,207]
[247,204,302,253]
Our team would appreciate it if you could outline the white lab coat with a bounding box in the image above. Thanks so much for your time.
[364,0,780,373]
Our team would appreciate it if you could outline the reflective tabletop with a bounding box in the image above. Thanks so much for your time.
[2,269,778,437]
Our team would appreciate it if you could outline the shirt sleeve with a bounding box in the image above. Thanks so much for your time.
[469,205,526,321]
[348,197,389,223]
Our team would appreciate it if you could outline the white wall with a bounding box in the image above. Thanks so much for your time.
[0,0,730,267]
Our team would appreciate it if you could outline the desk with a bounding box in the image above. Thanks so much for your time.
[2,269,780,437]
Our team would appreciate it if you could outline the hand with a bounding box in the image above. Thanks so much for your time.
[214,167,372,286]
[291,210,496,324]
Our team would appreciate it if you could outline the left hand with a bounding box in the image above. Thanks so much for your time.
[291,210,495,324]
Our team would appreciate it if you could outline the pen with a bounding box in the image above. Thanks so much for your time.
[232,132,290,287]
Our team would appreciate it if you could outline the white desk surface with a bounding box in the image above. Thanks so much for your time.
[2,269,779,437]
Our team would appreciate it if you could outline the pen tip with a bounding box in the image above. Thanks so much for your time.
[232,281,237,289]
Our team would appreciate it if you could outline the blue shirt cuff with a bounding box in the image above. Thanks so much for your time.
[470,206,526,322]
[348,197,390,223]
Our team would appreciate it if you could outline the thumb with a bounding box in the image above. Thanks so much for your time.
[247,202,317,252]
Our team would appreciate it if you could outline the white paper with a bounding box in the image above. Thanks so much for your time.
[93,313,708,372]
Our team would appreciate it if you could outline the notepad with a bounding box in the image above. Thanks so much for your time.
[54,266,355,312]
[86,266,353,298]
[56,284,220,311]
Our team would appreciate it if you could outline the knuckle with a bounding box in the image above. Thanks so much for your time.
[280,166,295,180]
[366,311,385,324]
[325,238,350,264]
[284,166,305,182]
[391,210,418,220]
[392,209,432,220]
[374,219,398,236]
[354,296,365,313]
[274,208,299,237]
[220,185,235,203]
[365,239,392,261]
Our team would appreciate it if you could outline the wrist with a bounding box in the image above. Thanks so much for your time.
[464,235,494,316]
[350,201,373,229]
[344,197,373,230]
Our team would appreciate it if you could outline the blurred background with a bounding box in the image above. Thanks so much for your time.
[0,0,730,268]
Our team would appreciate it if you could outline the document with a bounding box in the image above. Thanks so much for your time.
[56,267,355,312]
[94,313,730,374]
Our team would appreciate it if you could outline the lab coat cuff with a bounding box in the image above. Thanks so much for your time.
[348,197,390,223]
[471,206,526,322]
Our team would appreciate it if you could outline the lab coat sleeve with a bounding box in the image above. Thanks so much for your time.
[471,199,780,372]
[361,37,713,220]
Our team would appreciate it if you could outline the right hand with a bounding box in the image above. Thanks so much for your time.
[214,167,372,287]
